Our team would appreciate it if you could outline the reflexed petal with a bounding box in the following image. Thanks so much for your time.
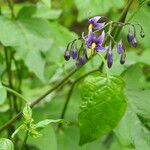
[97,31,105,44]
[95,45,107,52]
[86,30,94,46]
[89,16,101,24]
[93,23,105,30]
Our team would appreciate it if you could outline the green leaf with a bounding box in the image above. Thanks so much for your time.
[24,125,57,150]
[25,51,45,82]
[74,0,124,21]
[123,64,143,90]
[23,104,32,121]
[78,74,127,145]
[0,16,52,81]
[126,90,150,119]
[114,107,150,150]
[40,0,51,8]
[33,3,62,20]
[0,138,14,150]
[0,83,7,105]
[35,119,63,129]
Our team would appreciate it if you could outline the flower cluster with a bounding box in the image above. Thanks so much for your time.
[64,16,145,68]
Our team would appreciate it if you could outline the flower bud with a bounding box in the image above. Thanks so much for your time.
[71,49,78,59]
[127,32,134,43]
[107,51,113,68]
[64,50,70,61]
[131,37,137,47]
[140,31,145,38]
[76,57,86,66]
[117,39,124,54]
[120,53,126,64]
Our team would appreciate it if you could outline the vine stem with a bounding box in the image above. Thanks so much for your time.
[58,68,100,128]
[0,0,134,134]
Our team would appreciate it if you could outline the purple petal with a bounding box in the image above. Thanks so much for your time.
[95,45,107,52]
[86,30,94,46]
[97,31,105,44]
[93,22,105,30]
[89,16,101,24]
[127,32,134,43]
[71,49,78,59]
[117,39,124,54]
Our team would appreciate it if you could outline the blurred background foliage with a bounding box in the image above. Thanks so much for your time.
[0,0,150,149]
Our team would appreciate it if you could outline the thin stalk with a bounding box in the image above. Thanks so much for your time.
[6,0,15,19]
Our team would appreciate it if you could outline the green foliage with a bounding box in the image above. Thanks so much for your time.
[0,0,150,149]
[78,74,127,145]
[0,138,14,150]
[0,83,7,105]
[74,0,124,21]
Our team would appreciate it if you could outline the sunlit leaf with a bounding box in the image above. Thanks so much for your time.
[78,74,127,145]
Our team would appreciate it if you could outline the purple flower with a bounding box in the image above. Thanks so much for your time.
[76,57,86,66]
[64,50,70,61]
[117,39,124,54]
[88,16,105,30]
[71,48,78,59]
[82,30,107,52]
[107,51,113,68]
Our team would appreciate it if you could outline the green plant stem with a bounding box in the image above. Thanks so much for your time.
[4,47,13,117]
[0,0,134,134]
[4,86,27,103]
[58,68,100,129]
[19,131,28,150]
[6,0,15,19]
